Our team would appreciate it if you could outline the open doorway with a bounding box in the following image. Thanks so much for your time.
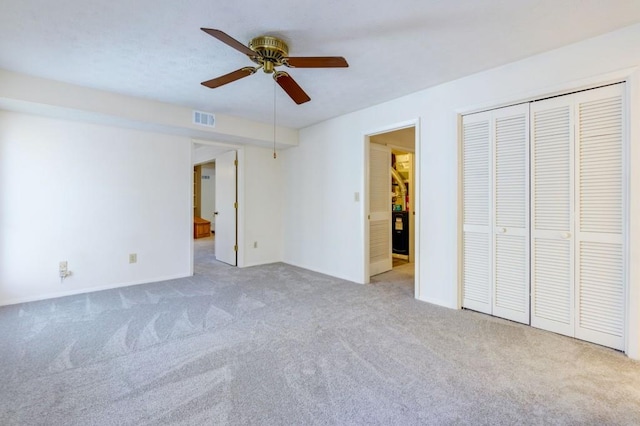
[193,161,216,234]
[193,161,216,270]
[198,162,216,230]
[192,142,240,270]
[365,124,418,296]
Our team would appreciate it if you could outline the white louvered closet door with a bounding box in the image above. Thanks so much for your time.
[492,104,530,324]
[530,96,575,337]
[462,111,492,314]
[531,83,626,349]
[574,84,625,350]
[369,143,392,276]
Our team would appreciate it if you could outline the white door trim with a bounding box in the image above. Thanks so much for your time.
[624,71,638,359]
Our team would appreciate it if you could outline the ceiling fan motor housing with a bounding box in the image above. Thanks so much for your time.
[249,36,289,73]
[200,28,347,104]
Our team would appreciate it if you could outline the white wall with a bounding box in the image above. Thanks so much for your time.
[0,111,192,305]
[282,23,640,358]
[281,120,366,281]
[200,163,216,229]
[239,146,283,267]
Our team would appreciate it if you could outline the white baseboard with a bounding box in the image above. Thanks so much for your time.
[0,273,192,307]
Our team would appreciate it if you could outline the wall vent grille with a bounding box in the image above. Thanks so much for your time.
[193,110,215,127]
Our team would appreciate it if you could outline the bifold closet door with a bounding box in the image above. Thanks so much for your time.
[462,106,530,322]
[531,83,625,350]
[574,84,625,350]
[462,111,492,314]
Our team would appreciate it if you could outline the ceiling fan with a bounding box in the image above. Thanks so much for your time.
[200,28,349,105]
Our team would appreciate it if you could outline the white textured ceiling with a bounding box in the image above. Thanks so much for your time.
[1,1,640,129]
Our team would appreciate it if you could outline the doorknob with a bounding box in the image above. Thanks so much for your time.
[499,227,507,234]
[562,232,571,239]
[214,211,219,216]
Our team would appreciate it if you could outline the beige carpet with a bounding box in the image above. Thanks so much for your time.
[0,239,638,425]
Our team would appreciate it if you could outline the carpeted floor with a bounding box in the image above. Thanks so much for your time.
[0,237,639,425]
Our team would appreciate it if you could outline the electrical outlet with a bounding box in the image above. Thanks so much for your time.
[254,241,258,248]
[59,261,71,281]
[129,253,137,264]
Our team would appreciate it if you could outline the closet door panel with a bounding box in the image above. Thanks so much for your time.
[462,112,492,314]
[492,104,530,324]
[575,84,625,350]
[530,97,575,337]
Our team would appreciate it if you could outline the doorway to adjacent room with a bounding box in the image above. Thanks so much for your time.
[192,142,239,269]
[365,123,419,297]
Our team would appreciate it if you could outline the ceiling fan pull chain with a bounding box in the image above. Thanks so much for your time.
[273,76,277,159]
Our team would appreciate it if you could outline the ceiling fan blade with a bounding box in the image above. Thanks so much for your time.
[201,67,257,89]
[285,56,348,68]
[274,72,311,105]
[200,28,256,57]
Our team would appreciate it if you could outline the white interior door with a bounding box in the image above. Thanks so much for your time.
[462,111,492,314]
[530,95,575,337]
[369,142,392,276]
[492,104,530,324]
[215,150,237,266]
[574,84,625,350]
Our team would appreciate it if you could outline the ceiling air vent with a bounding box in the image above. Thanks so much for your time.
[193,110,215,127]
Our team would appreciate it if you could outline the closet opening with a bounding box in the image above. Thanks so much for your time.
[460,82,628,352]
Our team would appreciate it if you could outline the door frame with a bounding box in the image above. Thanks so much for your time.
[190,139,244,273]
[363,118,421,299]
